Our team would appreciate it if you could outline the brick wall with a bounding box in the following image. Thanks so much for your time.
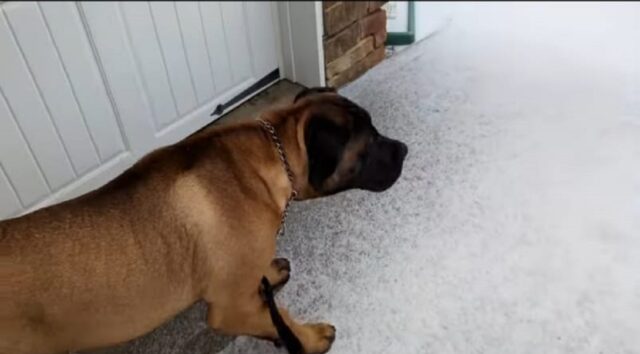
[323,1,387,87]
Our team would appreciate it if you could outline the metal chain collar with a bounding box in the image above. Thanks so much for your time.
[258,118,298,237]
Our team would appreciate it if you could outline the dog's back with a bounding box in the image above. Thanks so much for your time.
[0,120,282,354]
[0,142,206,353]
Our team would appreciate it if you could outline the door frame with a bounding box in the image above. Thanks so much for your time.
[273,1,326,88]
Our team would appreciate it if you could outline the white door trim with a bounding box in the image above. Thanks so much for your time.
[274,1,325,87]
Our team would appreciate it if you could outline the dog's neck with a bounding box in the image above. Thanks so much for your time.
[258,110,313,201]
[257,118,297,198]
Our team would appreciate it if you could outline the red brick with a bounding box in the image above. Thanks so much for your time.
[323,1,369,36]
[326,36,374,79]
[360,9,386,37]
[327,46,385,87]
[324,20,362,63]
[368,1,387,13]
[373,28,387,48]
[323,1,339,10]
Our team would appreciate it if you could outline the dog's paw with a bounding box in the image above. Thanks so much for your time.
[302,323,336,354]
[270,258,291,290]
[272,257,291,273]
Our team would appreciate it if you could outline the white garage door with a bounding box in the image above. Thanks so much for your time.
[0,1,280,220]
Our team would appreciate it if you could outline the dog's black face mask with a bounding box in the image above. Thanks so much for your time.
[296,87,408,196]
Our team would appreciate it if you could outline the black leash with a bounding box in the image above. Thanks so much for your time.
[258,119,303,353]
[261,277,303,354]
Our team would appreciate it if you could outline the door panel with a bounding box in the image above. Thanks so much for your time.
[175,2,216,104]
[120,2,180,130]
[219,2,253,84]
[0,166,21,220]
[0,7,75,190]
[245,1,280,79]
[79,1,156,157]
[5,2,100,176]
[0,93,50,209]
[200,2,234,93]
[148,2,198,116]
[39,2,126,161]
[0,1,279,219]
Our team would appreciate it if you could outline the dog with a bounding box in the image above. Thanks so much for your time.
[0,87,408,354]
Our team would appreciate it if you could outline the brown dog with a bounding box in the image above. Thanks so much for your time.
[0,87,407,354]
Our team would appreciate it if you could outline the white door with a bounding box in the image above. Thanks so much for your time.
[0,1,280,220]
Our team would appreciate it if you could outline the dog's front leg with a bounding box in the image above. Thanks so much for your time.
[205,288,335,354]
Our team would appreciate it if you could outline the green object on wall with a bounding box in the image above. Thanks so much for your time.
[386,1,415,46]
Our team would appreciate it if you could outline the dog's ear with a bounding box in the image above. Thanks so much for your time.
[294,87,336,103]
[305,113,349,191]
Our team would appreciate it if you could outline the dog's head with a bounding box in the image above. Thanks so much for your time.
[295,87,408,197]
